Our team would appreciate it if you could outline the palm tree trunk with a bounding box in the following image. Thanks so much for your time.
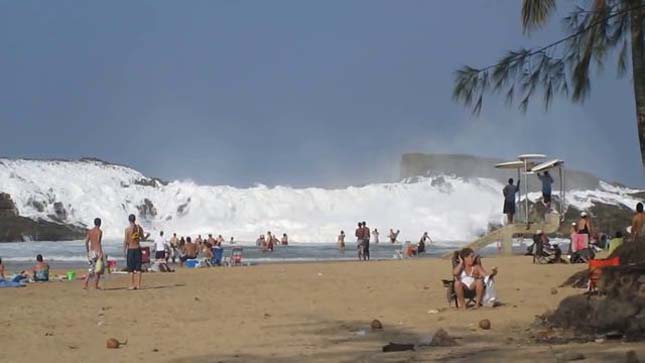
[628,0,645,168]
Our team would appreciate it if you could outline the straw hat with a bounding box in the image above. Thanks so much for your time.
[581,212,588,217]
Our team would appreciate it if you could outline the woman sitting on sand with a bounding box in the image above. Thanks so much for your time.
[32,254,50,282]
[453,248,497,309]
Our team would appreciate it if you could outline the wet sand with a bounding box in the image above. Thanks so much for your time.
[1,256,643,363]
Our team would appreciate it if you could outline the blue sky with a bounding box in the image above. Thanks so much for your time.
[0,0,643,187]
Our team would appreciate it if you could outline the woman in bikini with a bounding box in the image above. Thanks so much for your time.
[453,248,497,309]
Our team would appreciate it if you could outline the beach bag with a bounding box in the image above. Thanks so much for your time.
[95,257,104,274]
[131,225,141,243]
[482,276,497,307]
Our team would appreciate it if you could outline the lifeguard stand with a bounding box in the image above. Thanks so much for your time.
[444,154,565,257]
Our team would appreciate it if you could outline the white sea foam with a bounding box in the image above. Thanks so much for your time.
[0,158,641,244]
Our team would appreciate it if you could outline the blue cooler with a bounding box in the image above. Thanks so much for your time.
[185,259,199,268]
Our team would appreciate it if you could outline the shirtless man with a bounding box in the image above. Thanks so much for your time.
[169,233,179,263]
[577,212,593,236]
[632,202,645,242]
[217,234,225,246]
[123,214,144,290]
[281,233,289,246]
[362,222,371,261]
[355,222,364,260]
[84,217,104,289]
[207,234,216,247]
[195,235,203,245]
[180,237,198,267]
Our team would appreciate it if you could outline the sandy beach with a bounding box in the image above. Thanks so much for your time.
[1,256,643,363]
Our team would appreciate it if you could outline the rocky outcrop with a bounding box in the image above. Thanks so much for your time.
[0,193,85,242]
[52,202,68,221]
[136,198,157,219]
[0,192,18,216]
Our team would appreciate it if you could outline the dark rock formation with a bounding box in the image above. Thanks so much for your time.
[52,202,68,221]
[177,198,190,216]
[0,215,86,242]
[134,177,168,187]
[136,198,157,219]
[0,192,18,216]
[27,198,45,212]
[0,193,85,242]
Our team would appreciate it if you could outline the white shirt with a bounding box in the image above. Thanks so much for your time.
[154,237,168,252]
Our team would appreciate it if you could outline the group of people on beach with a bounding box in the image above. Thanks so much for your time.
[0,254,50,287]
[527,201,645,264]
[83,214,240,290]
[344,222,432,261]
[255,232,288,252]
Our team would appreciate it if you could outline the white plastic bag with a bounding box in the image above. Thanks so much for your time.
[483,276,497,307]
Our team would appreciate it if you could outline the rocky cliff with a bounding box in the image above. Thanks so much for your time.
[0,192,86,242]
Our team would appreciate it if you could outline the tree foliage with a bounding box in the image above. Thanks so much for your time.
[453,0,638,114]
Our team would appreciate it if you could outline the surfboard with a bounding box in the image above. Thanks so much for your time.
[531,159,564,173]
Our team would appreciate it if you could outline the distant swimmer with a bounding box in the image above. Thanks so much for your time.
[281,233,289,246]
[337,230,346,253]
[207,234,216,247]
[256,235,265,247]
[632,202,645,242]
[123,214,144,290]
[83,217,104,290]
[217,234,225,246]
[372,228,379,244]
[389,229,400,244]
[229,236,235,244]
[362,221,370,261]
[503,178,520,224]
[195,235,203,245]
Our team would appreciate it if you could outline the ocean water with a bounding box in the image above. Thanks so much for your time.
[0,240,460,272]
[0,237,572,274]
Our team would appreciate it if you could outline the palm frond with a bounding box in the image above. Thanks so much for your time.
[522,0,557,33]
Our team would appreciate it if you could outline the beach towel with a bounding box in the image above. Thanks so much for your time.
[572,234,588,252]
[0,279,25,288]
